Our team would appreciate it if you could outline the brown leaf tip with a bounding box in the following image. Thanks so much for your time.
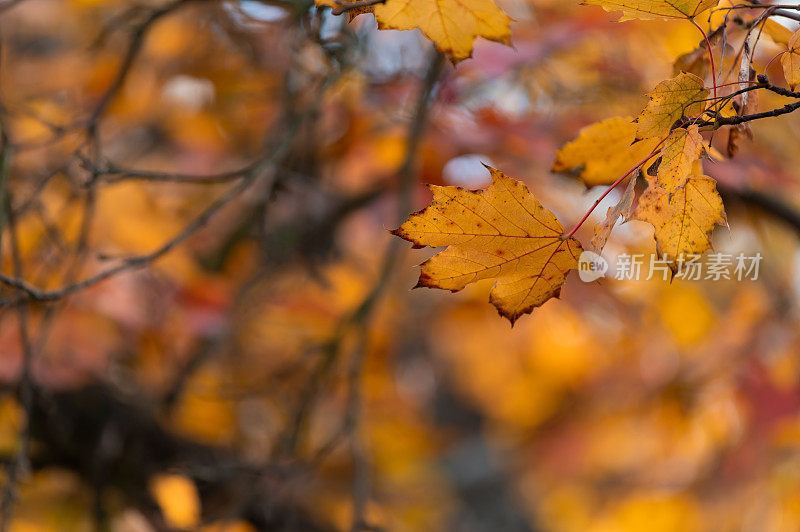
[413,272,436,289]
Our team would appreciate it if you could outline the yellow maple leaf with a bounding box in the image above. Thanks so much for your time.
[654,125,703,192]
[582,0,719,20]
[633,175,726,269]
[636,72,708,140]
[393,166,582,324]
[319,0,511,62]
[781,29,800,91]
[552,116,659,186]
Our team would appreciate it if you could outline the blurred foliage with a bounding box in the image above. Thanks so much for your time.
[0,0,799,531]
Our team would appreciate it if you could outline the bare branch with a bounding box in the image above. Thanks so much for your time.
[86,0,205,128]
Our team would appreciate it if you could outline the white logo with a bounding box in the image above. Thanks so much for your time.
[578,251,608,282]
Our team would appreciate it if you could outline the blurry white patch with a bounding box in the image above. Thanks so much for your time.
[320,11,345,41]
[442,154,494,187]
[238,0,287,22]
[360,19,427,79]
[463,79,531,117]
[582,184,613,222]
[394,357,437,404]
[162,76,215,111]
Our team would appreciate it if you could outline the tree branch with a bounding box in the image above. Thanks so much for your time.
[17,384,336,531]
[720,184,800,235]
[86,0,203,128]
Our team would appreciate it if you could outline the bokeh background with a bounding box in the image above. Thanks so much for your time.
[2,0,800,530]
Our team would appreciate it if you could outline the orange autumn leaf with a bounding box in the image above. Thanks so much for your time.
[654,125,704,192]
[582,0,718,20]
[393,166,582,324]
[553,116,659,186]
[633,175,726,269]
[319,0,511,62]
[636,72,708,140]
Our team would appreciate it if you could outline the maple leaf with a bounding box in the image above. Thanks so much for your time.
[552,116,659,186]
[654,125,703,192]
[636,72,708,140]
[392,166,582,324]
[633,175,726,270]
[590,172,638,252]
[319,0,512,62]
[782,29,800,91]
[581,0,718,21]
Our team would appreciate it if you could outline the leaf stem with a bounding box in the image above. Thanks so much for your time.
[690,18,718,103]
[565,142,664,238]
[764,50,787,77]
[711,80,761,89]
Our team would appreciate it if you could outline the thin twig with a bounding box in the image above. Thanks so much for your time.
[279,50,445,462]
[0,161,35,532]
[86,0,202,128]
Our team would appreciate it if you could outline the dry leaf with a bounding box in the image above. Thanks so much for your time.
[393,166,582,324]
[726,127,740,158]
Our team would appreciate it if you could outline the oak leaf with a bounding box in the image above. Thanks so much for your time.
[393,166,582,324]
[781,29,800,91]
[319,0,512,62]
[552,116,659,186]
[633,175,726,270]
[582,0,718,20]
[636,72,708,140]
[654,125,703,192]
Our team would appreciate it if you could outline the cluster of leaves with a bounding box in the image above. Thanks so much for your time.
[326,0,800,324]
